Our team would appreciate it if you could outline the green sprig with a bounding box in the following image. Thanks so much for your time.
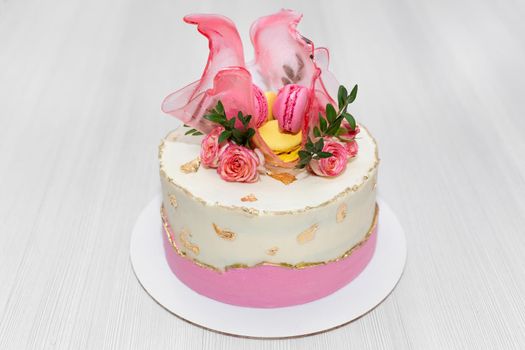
[203,101,256,148]
[296,137,333,169]
[298,84,358,169]
[313,84,358,139]
[184,128,203,136]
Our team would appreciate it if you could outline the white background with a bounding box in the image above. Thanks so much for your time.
[1,0,524,348]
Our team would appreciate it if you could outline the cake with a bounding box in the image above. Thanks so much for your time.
[159,10,379,308]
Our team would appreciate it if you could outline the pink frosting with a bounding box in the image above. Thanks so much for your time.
[163,217,378,308]
[273,84,309,134]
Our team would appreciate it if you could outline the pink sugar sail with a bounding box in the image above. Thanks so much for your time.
[162,10,339,167]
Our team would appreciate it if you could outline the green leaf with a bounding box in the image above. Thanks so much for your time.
[237,111,245,125]
[204,114,226,124]
[246,128,255,140]
[218,130,231,143]
[337,85,348,110]
[313,127,321,137]
[342,112,356,130]
[334,114,344,128]
[319,115,327,132]
[314,137,325,151]
[227,117,236,129]
[298,150,311,159]
[244,115,252,126]
[335,127,346,136]
[305,137,314,151]
[232,128,243,142]
[347,84,358,104]
[216,100,225,115]
[318,151,333,158]
[296,152,312,169]
[326,113,345,135]
[326,104,336,123]
[184,128,204,136]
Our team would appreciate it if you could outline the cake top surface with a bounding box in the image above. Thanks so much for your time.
[160,124,378,213]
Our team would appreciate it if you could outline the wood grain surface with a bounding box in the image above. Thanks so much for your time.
[1,0,524,348]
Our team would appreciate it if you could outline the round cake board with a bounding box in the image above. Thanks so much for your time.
[130,194,406,338]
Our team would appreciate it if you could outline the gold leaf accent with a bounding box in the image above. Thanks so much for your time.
[168,194,178,208]
[240,194,258,202]
[241,207,259,215]
[267,171,296,185]
[266,247,279,256]
[179,228,200,255]
[180,157,201,173]
[336,203,347,223]
[297,224,319,244]
[212,223,236,241]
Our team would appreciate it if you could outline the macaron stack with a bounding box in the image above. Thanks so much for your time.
[258,84,308,162]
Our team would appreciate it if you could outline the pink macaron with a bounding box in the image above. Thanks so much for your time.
[273,84,309,134]
[252,84,268,128]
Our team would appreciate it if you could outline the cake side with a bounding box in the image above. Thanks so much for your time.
[159,124,378,270]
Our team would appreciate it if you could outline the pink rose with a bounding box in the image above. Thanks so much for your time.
[341,123,360,141]
[217,143,260,183]
[200,126,224,168]
[345,140,358,158]
[309,139,349,177]
[339,122,359,158]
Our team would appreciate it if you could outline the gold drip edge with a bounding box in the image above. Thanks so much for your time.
[161,203,379,273]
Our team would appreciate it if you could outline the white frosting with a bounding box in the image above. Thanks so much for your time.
[159,125,379,270]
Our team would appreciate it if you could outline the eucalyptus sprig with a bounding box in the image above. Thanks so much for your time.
[296,137,333,169]
[203,100,256,147]
[313,84,358,139]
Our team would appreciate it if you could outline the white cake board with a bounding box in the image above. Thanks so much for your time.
[130,194,406,338]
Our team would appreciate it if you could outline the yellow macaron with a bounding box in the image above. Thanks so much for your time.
[258,120,302,153]
[264,91,277,121]
[277,147,301,162]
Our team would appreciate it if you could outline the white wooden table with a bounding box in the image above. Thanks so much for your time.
[1,0,524,348]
